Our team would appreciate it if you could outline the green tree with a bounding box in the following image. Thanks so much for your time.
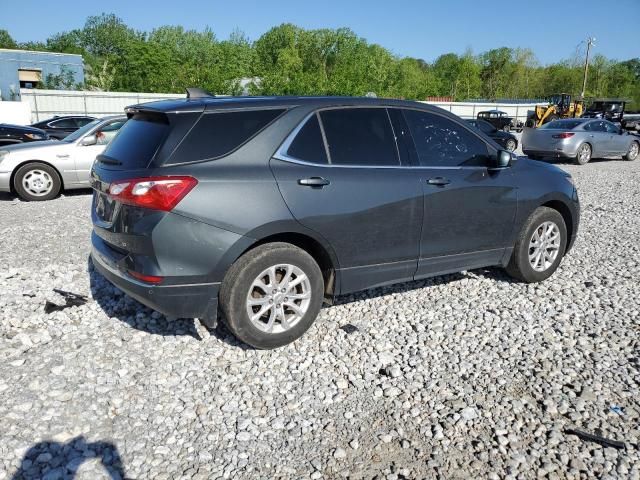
[0,29,17,49]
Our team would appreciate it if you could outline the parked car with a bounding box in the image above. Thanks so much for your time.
[90,93,580,349]
[466,118,518,151]
[31,115,97,140]
[0,123,49,146]
[522,118,639,165]
[477,110,523,132]
[0,115,126,200]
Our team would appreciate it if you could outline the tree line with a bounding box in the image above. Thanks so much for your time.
[1,14,639,107]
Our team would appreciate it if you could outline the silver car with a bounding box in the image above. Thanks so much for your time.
[522,118,640,165]
[0,115,126,201]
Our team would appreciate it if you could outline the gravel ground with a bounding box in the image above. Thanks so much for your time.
[1,156,639,480]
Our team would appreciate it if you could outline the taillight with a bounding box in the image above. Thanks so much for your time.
[107,176,197,211]
[127,270,164,284]
[552,132,575,139]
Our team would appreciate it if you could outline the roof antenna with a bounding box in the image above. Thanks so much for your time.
[186,88,215,99]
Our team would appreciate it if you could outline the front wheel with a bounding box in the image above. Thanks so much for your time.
[505,138,517,152]
[624,141,639,161]
[502,125,511,132]
[505,207,567,283]
[219,242,325,349]
[575,143,592,165]
[14,162,62,201]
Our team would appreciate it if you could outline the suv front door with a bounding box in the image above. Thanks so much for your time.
[270,107,423,294]
[399,108,518,278]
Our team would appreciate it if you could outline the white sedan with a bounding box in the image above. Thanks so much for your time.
[0,115,126,201]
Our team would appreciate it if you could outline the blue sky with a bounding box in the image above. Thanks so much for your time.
[2,0,638,64]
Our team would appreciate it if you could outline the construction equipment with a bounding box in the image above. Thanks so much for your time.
[526,93,584,128]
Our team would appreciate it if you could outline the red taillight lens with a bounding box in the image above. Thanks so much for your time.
[127,270,164,284]
[552,132,575,139]
[107,176,197,211]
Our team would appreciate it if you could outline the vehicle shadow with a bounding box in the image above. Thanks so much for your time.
[11,436,125,480]
[0,189,92,202]
[87,257,251,349]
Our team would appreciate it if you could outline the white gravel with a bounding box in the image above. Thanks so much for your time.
[1,157,639,479]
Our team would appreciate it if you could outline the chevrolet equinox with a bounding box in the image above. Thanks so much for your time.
[90,91,580,349]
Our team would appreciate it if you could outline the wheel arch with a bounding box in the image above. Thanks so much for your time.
[541,199,575,253]
[9,159,65,193]
[236,231,340,299]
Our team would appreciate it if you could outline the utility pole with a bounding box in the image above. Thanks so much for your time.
[581,36,596,100]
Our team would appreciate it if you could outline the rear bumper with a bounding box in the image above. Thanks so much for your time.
[91,232,219,320]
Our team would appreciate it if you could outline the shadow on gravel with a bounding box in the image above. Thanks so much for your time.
[0,189,92,202]
[87,257,252,349]
[12,436,125,480]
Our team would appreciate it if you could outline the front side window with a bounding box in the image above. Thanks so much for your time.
[286,114,328,164]
[477,120,495,134]
[604,122,619,134]
[319,108,399,166]
[404,109,489,167]
[585,121,607,132]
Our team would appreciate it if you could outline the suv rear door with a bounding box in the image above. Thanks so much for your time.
[399,108,518,278]
[270,107,423,294]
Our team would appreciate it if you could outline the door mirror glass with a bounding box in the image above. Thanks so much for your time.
[80,134,97,146]
[491,150,513,169]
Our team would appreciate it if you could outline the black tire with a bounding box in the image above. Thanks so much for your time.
[505,207,567,283]
[505,138,517,152]
[13,162,62,201]
[574,143,592,165]
[624,141,639,161]
[219,242,324,349]
[502,124,511,132]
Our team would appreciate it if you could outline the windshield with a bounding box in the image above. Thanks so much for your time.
[540,120,582,130]
[63,119,101,143]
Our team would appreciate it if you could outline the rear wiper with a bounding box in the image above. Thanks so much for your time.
[97,155,122,166]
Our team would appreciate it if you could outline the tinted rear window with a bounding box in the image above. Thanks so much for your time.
[172,109,286,163]
[541,120,582,130]
[320,108,399,166]
[286,114,328,164]
[99,113,169,169]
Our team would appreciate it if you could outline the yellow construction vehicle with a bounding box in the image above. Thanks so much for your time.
[526,93,584,127]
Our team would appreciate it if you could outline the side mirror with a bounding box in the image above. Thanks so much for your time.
[490,150,513,169]
[80,134,97,146]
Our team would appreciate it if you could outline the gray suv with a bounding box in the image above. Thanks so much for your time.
[90,93,580,348]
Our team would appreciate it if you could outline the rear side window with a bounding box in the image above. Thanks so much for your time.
[319,108,399,166]
[286,114,328,164]
[50,118,77,128]
[173,109,285,163]
[100,113,169,168]
[404,109,489,167]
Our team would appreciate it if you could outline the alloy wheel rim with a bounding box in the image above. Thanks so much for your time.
[246,264,311,334]
[528,221,561,272]
[22,169,53,196]
[629,143,639,160]
[579,145,591,163]
[506,140,516,151]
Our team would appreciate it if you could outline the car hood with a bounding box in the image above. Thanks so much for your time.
[1,140,72,156]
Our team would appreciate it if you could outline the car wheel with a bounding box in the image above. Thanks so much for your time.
[505,139,517,152]
[13,162,62,201]
[575,143,592,165]
[219,242,325,349]
[505,207,567,283]
[624,141,639,161]
[502,125,511,132]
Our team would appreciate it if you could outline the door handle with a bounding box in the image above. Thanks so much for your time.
[298,177,330,187]
[56,154,70,158]
[426,177,450,186]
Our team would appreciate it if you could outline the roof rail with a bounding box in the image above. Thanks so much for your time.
[186,87,215,99]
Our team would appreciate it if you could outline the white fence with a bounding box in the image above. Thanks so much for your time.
[19,89,185,123]
[14,88,544,124]
[423,101,543,123]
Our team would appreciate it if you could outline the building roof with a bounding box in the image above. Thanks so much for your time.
[0,48,83,58]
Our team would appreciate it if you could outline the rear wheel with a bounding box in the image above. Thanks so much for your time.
[505,207,567,283]
[505,138,517,152]
[219,242,324,349]
[502,124,511,132]
[14,162,62,201]
[575,143,592,165]
[624,141,639,161]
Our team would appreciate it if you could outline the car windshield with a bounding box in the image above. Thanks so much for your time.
[540,120,582,130]
[63,119,101,143]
